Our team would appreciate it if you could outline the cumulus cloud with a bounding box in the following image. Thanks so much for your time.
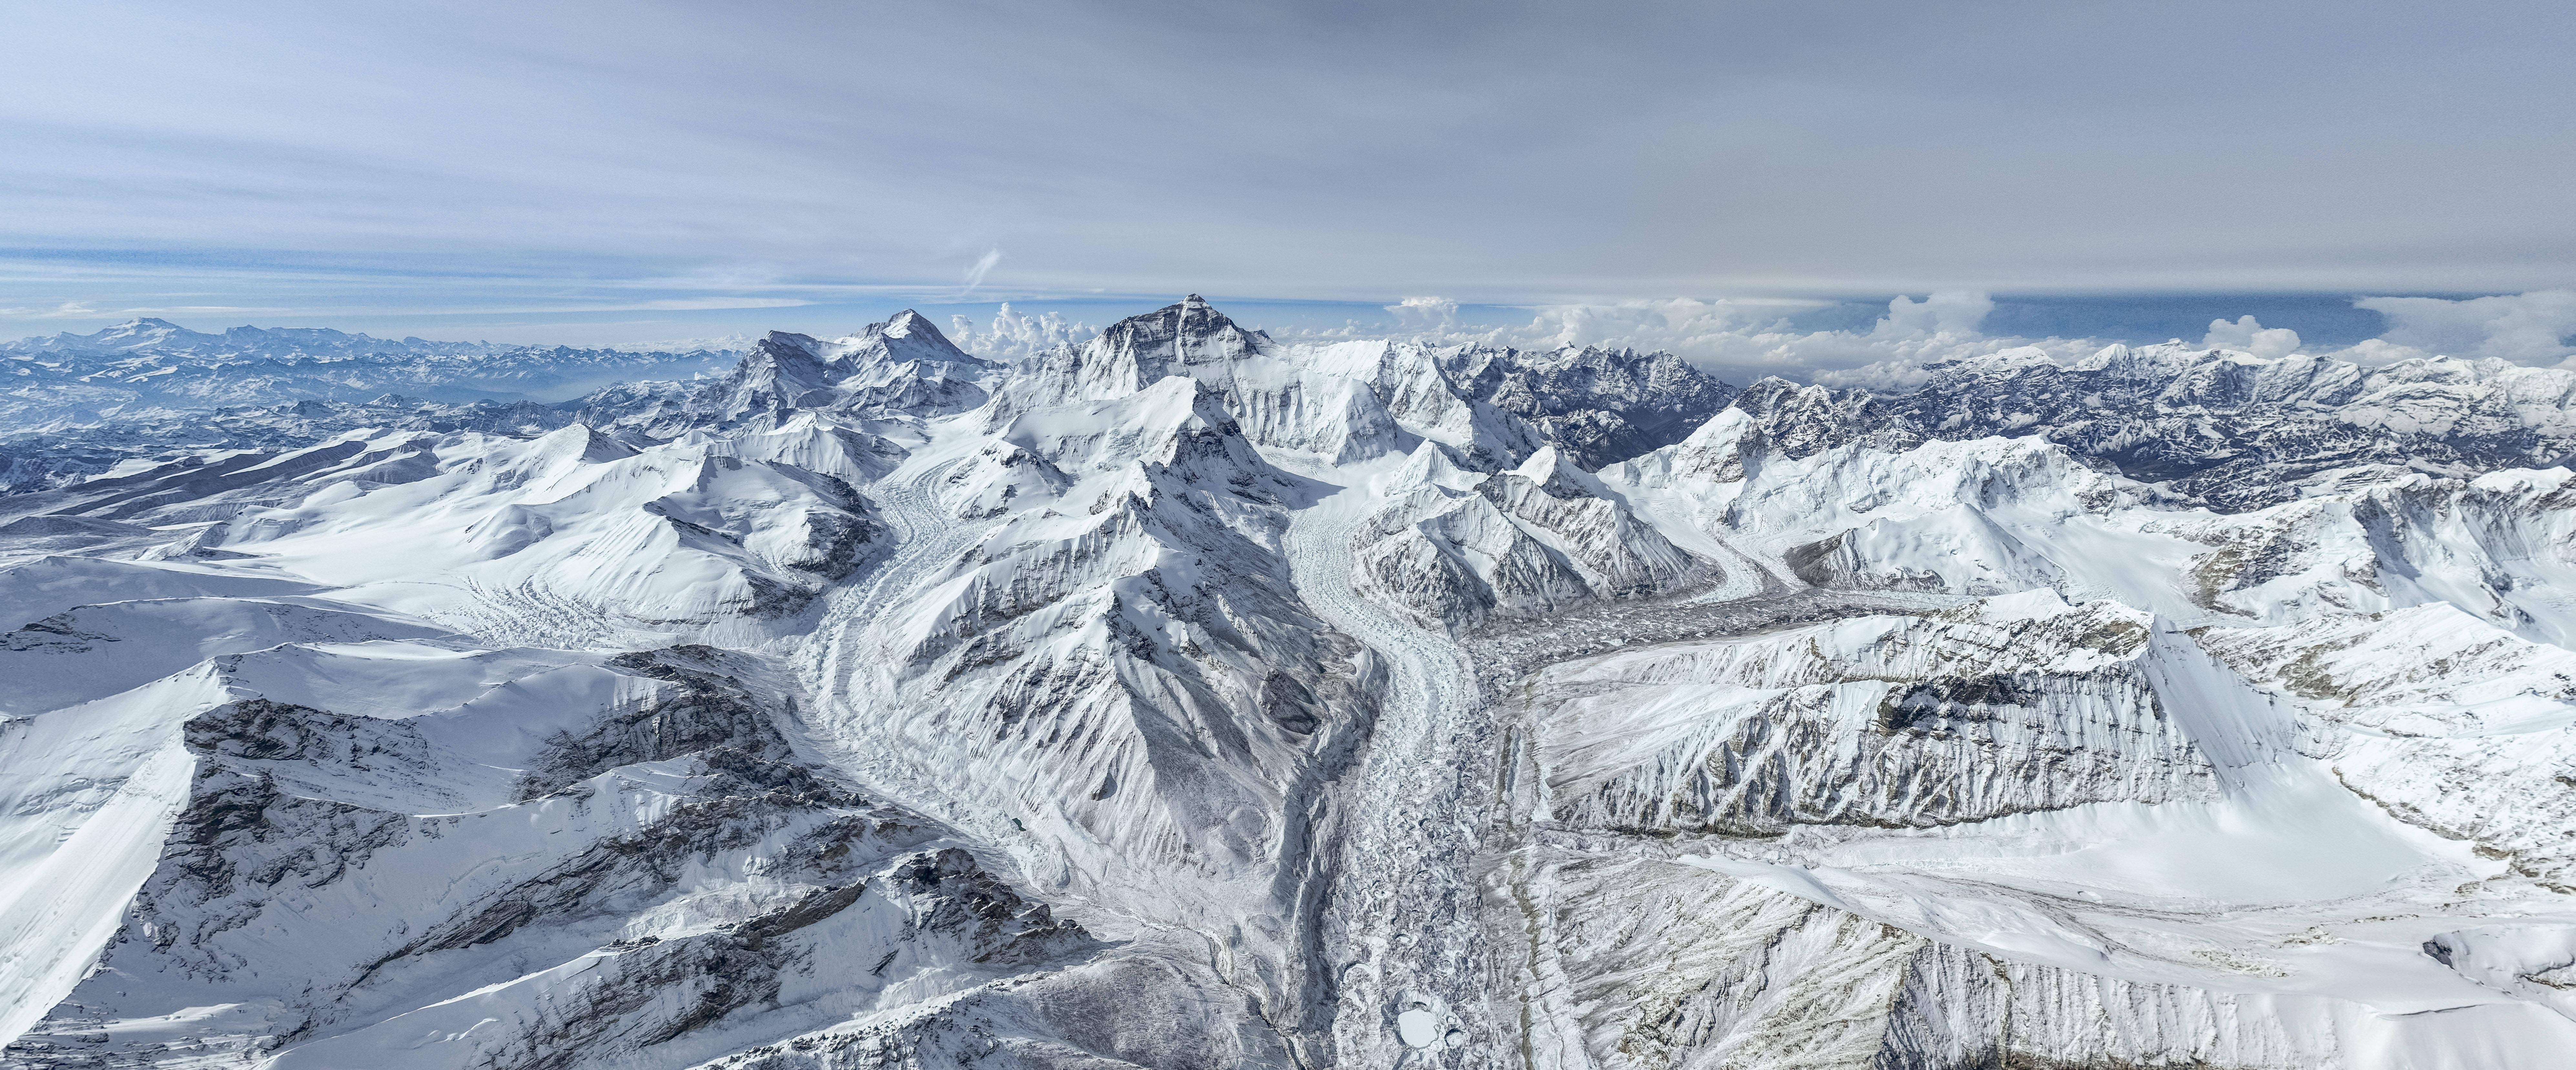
[2349,290,2576,365]
[1513,298,1793,353]
[1386,296,1460,329]
[946,302,1097,361]
[2201,314,2302,359]
[1876,291,1994,338]
[1382,297,1807,359]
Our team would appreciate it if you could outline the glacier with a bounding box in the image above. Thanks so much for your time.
[2,297,2575,1068]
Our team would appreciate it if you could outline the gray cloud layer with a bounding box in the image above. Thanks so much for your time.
[4,1,2572,308]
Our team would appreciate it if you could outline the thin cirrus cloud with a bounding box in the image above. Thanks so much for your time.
[958,250,1005,299]
[0,301,106,320]
[0,0,2571,339]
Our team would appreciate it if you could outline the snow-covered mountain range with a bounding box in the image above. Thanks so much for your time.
[0,319,739,495]
[1736,344,2576,511]
[2,317,734,427]
[4,296,2575,1068]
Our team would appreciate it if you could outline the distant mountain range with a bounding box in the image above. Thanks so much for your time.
[1,317,737,423]
[1729,343,2576,510]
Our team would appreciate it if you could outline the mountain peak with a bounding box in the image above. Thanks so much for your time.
[848,311,982,369]
[882,309,930,338]
[93,317,190,339]
[1102,295,1257,346]
[76,317,205,350]
[1005,296,1273,405]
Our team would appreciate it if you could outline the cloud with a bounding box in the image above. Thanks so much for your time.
[7,1,2576,312]
[2201,314,2302,359]
[2349,290,2576,364]
[945,301,1097,361]
[0,301,104,319]
[1473,298,1808,355]
[1386,296,1459,328]
[1876,291,1994,338]
[959,249,1004,298]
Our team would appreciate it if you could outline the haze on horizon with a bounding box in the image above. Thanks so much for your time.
[3,0,2573,372]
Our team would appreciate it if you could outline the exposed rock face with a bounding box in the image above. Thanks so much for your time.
[1018,294,1272,403]
[1530,595,2210,836]
[1442,342,1740,468]
[5,298,2576,1068]
[682,312,1000,435]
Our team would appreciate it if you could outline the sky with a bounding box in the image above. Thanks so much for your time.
[3,0,2573,379]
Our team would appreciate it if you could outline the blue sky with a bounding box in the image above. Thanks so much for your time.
[3,1,2571,378]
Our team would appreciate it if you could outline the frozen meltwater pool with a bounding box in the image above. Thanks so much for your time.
[1395,1008,1438,1048]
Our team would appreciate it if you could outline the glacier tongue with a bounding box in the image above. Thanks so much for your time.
[5,296,2576,1068]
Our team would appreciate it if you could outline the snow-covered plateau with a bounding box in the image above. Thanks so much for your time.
[4,297,2576,1068]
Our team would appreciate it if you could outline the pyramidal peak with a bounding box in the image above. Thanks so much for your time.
[1007,295,1279,402]
[1156,294,1273,355]
[882,308,930,337]
[836,310,990,373]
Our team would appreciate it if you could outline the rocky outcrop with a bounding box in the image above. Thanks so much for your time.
[1442,342,1739,468]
